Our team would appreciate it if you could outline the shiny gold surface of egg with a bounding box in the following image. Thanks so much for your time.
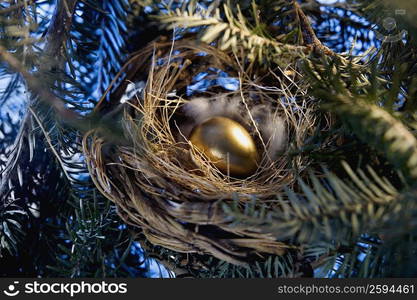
[189,117,259,177]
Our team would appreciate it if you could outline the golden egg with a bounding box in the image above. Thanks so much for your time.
[189,116,259,177]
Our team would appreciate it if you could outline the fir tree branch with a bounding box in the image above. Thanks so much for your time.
[293,0,336,56]
[42,0,78,70]
[0,0,80,122]
[0,38,127,144]
[0,45,82,123]
[1,0,80,209]
[154,2,310,65]
[0,112,31,200]
[28,106,71,180]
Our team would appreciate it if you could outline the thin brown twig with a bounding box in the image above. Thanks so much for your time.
[293,0,336,57]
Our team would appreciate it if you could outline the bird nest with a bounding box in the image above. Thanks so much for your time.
[83,39,321,265]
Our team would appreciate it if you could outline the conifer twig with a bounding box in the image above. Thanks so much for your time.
[42,0,78,69]
[293,1,336,56]
[0,45,83,123]
[28,106,71,180]
[0,0,80,199]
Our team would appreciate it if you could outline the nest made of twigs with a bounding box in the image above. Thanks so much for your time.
[83,39,321,265]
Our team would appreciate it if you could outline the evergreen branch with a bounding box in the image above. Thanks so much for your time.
[0,113,31,200]
[326,97,417,181]
[303,56,417,182]
[155,2,308,64]
[153,0,364,68]
[68,0,129,99]
[293,0,336,56]
[0,44,83,123]
[0,112,30,256]
[139,237,300,278]
[28,106,71,180]
[0,203,27,256]
[223,162,401,244]
[0,0,80,256]
[0,45,127,144]
[0,0,142,275]
[0,0,80,121]
[42,0,78,69]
